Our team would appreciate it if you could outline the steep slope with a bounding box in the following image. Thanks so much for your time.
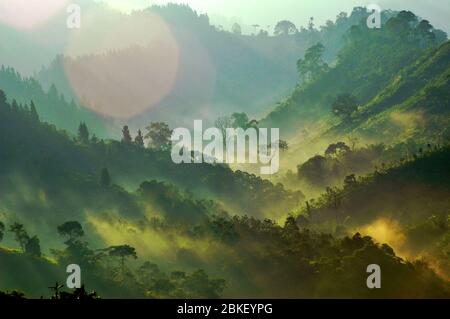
[349,41,450,144]
[263,11,447,139]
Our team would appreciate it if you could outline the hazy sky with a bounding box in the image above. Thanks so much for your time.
[98,0,450,33]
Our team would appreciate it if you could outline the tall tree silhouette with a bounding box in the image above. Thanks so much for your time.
[77,122,90,144]
[134,129,145,147]
[8,223,41,256]
[122,125,132,143]
[57,221,84,244]
[274,20,298,36]
[29,101,39,122]
[0,89,6,107]
[107,245,137,275]
[9,223,29,252]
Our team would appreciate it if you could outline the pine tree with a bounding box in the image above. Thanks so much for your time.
[29,101,39,122]
[78,122,90,144]
[0,89,7,107]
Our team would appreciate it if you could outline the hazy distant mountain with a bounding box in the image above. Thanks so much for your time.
[32,3,304,130]
[1,2,387,135]
[30,4,377,132]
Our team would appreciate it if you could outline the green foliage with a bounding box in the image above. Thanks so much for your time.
[107,245,138,277]
[302,144,450,228]
[297,143,386,188]
[57,221,84,243]
[54,222,93,267]
[145,122,173,151]
[274,20,298,36]
[198,214,449,298]
[107,245,137,261]
[351,41,450,144]
[278,139,289,152]
[0,66,106,136]
[138,180,215,223]
[406,215,449,250]
[1,219,227,299]
[0,92,299,218]
[8,223,41,257]
[297,43,329,82]
[1,6,449,299]
[138,262,225,299]
[325,142,351,156]
[181,269,226,299]
[214,113,259,137]
[264,10,447,136]
[332,93,358,119]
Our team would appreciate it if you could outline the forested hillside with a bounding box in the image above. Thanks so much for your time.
[0,90,301,225]
[0,88,449,298]
[1,3,449,300]
[263,10,447,139]
[0,66,107,136]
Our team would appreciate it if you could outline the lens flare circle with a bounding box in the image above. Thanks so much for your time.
[64,10,180,119]
[0,0,68,30]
